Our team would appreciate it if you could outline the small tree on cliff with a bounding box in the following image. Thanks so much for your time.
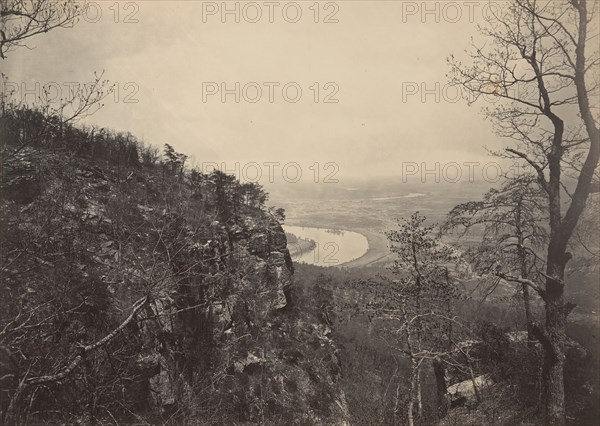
[448,1,599,423]
[163,143,188,177]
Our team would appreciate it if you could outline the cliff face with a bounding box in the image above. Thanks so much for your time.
[0,140,348,424]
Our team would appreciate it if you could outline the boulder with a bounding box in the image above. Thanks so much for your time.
[447,374,493,407]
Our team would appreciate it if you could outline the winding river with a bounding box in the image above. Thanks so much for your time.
[283,225,369,267]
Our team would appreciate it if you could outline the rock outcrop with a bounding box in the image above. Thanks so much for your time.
[0,141,348,424]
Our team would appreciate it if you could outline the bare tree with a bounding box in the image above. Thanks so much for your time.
[449,1,599,423]
[1,71,115,160]
[443,174,548,339]
[0,0,81,59]
[366,213,465,425]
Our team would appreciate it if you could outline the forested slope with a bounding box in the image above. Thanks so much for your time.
[0,107,349,425]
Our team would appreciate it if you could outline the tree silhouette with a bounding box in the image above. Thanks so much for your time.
[449,1,599,423]
[1,0,81,59]
[444,175,548,339]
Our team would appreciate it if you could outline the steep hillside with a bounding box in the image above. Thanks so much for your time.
[0,109,348,425]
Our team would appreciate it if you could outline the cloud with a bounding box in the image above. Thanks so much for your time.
[3,1,509,178]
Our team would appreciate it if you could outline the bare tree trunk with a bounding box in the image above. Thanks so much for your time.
[433,359,449,418]
[542,314,565,426]
[516,214,534,341]
[393,380,401,426]
[416,366,423,418]
[541,1,600,422]
[539,256,568,426]
[407,361,418,426]
[468,368,482,403]
[522,283,533,339]
[406,384,415,426]
[4,379,26,425]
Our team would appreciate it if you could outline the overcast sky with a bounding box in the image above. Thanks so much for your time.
[4,1,514,181]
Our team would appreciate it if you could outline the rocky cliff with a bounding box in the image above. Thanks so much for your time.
[0,114,348,424]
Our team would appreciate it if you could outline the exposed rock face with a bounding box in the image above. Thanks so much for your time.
[0,148,348,424]
[141,216,348,424]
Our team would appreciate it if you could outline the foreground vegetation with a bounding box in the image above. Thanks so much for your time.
[1,106,351,424]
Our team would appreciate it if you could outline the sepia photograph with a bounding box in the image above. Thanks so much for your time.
[1,1,599,425]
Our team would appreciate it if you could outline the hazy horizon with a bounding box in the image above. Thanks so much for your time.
[2,0,536,180]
